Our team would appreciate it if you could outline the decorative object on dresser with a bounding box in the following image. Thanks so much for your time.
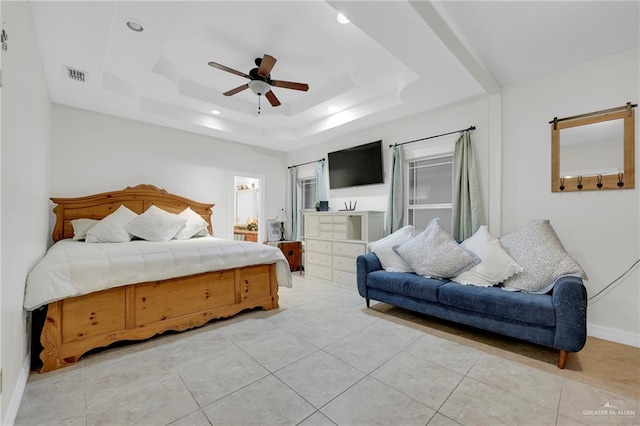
[266,241,302,272]
[26,184,291,373]
[276,209,288,241]
[304,211,384,285]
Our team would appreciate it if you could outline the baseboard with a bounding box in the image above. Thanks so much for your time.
[2,353,30,426]
[588,323,640,348]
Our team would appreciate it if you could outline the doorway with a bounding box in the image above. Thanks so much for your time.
[233,176,261,242]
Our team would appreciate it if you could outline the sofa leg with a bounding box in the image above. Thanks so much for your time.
[558,350,569,369]
[365,297,370,308]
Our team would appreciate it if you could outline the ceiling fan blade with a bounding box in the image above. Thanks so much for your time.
[223,83,249,96]
[257,54,277,78]
[270,80,309,91]
[265,90,281,107]
[208,61,251,80]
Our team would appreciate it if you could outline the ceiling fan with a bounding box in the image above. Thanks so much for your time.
[208,54,309,112]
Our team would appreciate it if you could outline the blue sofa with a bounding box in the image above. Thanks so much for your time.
[356,253,587,368]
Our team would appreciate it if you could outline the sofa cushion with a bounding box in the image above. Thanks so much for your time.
[367,270,448,303]
[438,282,555,327]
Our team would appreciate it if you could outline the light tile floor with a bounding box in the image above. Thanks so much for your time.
[16,275,640,426]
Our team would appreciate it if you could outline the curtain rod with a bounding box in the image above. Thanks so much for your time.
[389,125,476,148]
[549,102,637,126]
[288,158,325,169]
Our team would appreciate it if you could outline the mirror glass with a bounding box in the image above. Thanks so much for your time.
[560,119,624,177]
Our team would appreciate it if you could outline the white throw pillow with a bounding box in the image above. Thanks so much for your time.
[173,207,209,240]
[500,220,587,293]
[368,225,414,272]
[85,205,138,243]
[126,205,187,242]
[394,218,479,278]
[452,226,523,287]
[71,218,100,241]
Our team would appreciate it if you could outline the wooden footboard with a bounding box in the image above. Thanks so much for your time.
[39,263,279,373]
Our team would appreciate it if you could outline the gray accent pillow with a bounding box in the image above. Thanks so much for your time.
[394,218,479,278]
[500,220,587,293]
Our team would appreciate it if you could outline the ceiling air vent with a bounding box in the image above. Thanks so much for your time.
[62,66,87,82]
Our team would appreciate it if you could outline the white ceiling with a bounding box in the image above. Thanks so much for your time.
[30,1,639,152]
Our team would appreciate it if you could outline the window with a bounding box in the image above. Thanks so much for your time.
[298,177,317,237]
[407,155,453,233]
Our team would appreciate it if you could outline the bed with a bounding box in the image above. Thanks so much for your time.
[25,184,291,373]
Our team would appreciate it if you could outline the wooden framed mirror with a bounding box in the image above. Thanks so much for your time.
[551,102,636,192]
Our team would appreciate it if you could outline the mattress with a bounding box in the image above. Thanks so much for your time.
[24,237,292,310]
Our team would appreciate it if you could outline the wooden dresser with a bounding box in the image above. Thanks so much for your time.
[234,227,258,242]
[266,241,302,272]
[303,211,384,286]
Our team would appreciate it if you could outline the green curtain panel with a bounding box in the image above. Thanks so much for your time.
[385,145,405,234]
[289,166,298,241]
[316,161,327,201]
[452,130,483,240]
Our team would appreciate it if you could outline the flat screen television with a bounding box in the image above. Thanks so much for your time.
[328,140,384,189]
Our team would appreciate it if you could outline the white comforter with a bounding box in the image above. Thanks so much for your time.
[24,237,292,310]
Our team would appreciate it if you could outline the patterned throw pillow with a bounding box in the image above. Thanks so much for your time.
[394,218,479,278]
[500,220,587,293]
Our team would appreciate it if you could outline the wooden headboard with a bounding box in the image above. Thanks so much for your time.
[51,184,214,242]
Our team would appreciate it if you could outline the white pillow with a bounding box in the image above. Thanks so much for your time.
[500,220,587,293]
[369,225,414,272]
[394,218,479,278]
[85,205,138,243]
[452,226,523,287]
[71,218,100,241]
[173,207,209,240]
[126,205,187,242]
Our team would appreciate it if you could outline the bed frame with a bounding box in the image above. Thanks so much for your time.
[37,184,279,373]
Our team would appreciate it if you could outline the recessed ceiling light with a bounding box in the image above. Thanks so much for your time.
[211,110,221,115]
[336,13,350,24]
[126,20,144,32]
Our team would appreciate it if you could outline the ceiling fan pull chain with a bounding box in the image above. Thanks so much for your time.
[258,95,262,115]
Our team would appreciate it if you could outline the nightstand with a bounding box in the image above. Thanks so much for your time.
[266,241,302,272]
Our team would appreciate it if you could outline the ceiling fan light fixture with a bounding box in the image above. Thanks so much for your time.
[336,13,350,24]
[248,80,271,96]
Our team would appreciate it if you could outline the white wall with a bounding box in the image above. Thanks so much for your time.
[502,48,640,345]
[51,105,288,241]
[287,96,495,229]
[288,47,640,347]
[1,1,52,423]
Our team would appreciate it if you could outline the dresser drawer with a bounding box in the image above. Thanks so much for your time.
[332,241,366,258]
[306,251,332,268]
[333,270,356,286]
[332,255,356,273]
[306,239,332,254]
[307,264,332,281]
[319,223,348,232]
[319,215,348,224]
[319,231,347,240]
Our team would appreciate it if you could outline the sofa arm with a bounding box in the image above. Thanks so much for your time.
[552,276,587,353]
[356,253,383,299]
